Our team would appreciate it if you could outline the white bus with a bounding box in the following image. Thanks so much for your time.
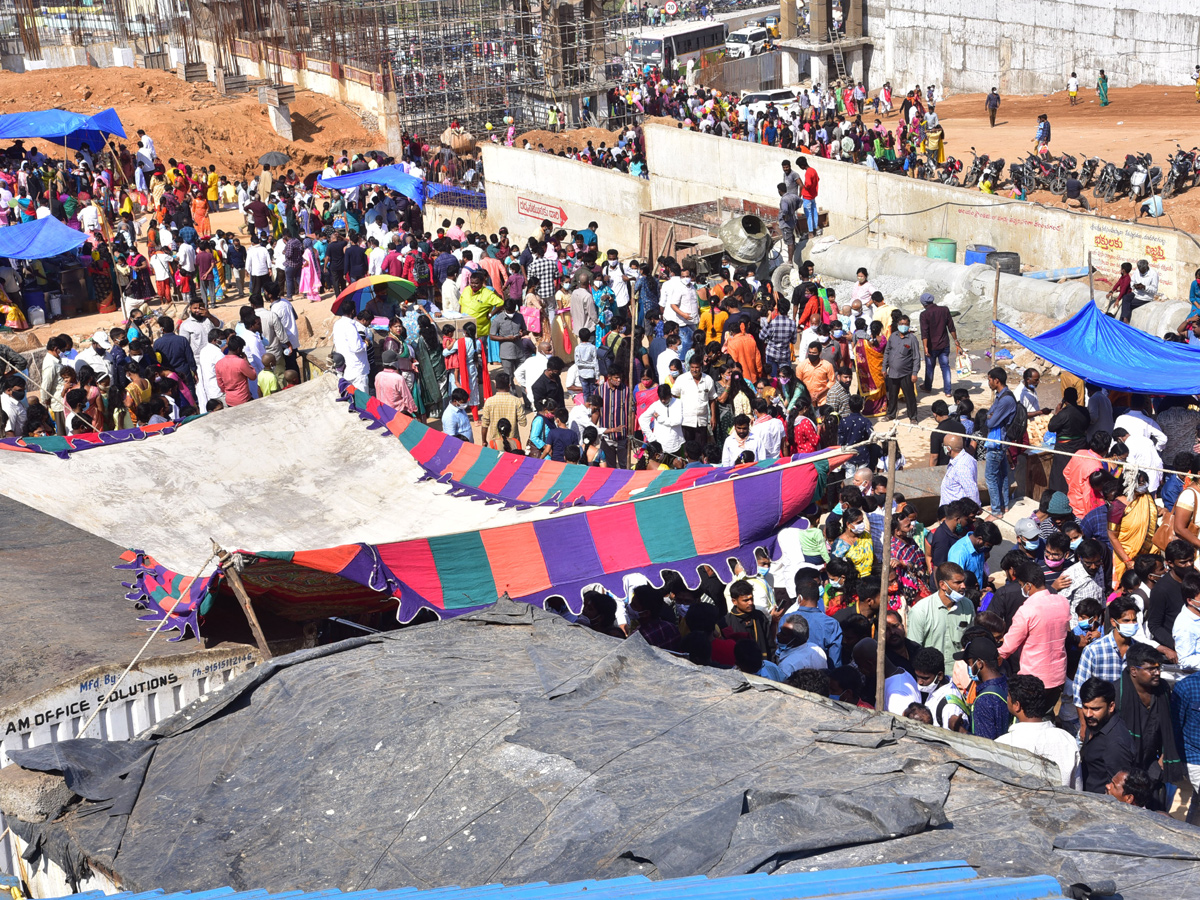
[619,5,779,72]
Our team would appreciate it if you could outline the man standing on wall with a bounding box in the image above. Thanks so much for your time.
[777,183,800,264]
[796,157,820,237]
[985,88,1001,127]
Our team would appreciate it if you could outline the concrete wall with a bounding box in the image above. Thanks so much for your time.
[643,123,1198,304]
[869,0,1200,95]
[482,144,650,254]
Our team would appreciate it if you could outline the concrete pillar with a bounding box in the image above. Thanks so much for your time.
[23,58,47,71]
[810,53,830,86]
[168,45,186,69]
[112,46,134,67]
[848,48,864,84]
[780,0,797,39]
[810,0,829,39]
[781,50,801,86]
[267,103,293,140]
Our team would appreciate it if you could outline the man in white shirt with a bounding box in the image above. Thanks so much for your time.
[721,415,758,465]
[245,236,272,304]
[853,637,921,715]
[602,251,634,309]
[671,358,716,444]
[178,301,223,363]
[659,265,700,356]
[332,305,369,392]
[78,201,100,234]
[750,400,785,460]
[136,130,156,173]
[197,328,226,410]
[74,330,113,381]
[638,383,684,455]
[514,341,552,405]
[175,239,197,303]
[1130,259,1158,307]
[1114,396,1167,491]
[1,375,28,437]
[996,674,1081,788]
[271,294,300,361]
[656,333,682,384]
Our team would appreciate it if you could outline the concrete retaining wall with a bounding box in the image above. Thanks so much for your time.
[481,145,650,254]
[870,0,1200,95]
[642,123,1199,305]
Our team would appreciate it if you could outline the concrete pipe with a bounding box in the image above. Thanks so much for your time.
[1130,300,1190,338]
[809,241,1095,339]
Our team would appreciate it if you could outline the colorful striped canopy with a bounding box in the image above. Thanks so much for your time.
[120,448,845,639]
[341,382,843,509]
[0,417,198,459]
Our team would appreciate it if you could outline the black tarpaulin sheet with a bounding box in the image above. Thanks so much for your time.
[9,601,1200,900]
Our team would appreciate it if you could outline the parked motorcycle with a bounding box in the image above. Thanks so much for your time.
[1163,144,1197,199]
[1093,161,1129,202]
[1078,154,1100,189]
[1125,153,1161,202]
[962,147,989,188]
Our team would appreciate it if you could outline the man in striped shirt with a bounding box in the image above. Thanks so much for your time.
[597,371,630,467]
[527,240,558,306]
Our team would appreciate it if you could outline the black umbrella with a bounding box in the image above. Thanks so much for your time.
[258,151,290,167]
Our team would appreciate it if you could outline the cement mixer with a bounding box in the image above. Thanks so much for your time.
[717,213,785,287]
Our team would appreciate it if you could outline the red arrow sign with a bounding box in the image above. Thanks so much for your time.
[517,196,568,226]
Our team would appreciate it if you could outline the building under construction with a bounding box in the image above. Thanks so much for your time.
[0,0,629,135]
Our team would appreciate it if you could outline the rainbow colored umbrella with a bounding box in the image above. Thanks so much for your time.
[331,275,417,313]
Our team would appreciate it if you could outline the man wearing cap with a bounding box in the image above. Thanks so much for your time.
[1014,517,1044,563]
[953,637,1009,739]
[1046,490,1077,530]
[918,292,960,396]
[75,330,114,382]
[907,562,974,675]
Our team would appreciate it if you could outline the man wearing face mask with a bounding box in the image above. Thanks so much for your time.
[1055,537,1106,619]
[1,374,28,437]
[952,637,1009,739]
[908,563,973,676]
[1171,573,1200,667]
[930,498,978,569]
[938,434,979,507]
[881,313,920,423]
[177,300,223,363]
[1014,517,1045,564]
[1147,540,1198,651]
[1075,594,1143,726]
[660,262,700,357]
[948,519,1001,590]
[797,340,836,406]
[999,560,1070,709]
[913,647,967,729]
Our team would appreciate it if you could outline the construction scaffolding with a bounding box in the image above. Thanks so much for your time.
[0,0,628,133]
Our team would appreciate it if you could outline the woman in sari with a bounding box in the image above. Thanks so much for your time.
[298,243,322,302]
[1111,471,1157,588]
[89,249,117,314]
[890,509,929,611]
[382,319,418,398]
[713,368,756,446]
[1097,69,1109,107]
[191,190,211,237]
[831,508,873,579]
[853,319,888,416]
[0,284,28,330]
[788,395,819,455]
[414,316,447,421]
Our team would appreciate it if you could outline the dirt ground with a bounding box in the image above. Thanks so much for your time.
[0,66,378,184]
[931,84,1200,231]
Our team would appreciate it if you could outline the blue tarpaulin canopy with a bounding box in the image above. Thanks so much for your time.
[318,163,484,210]
[0,107,126,151]
[0,215,88,260]
[994,300,1200,395]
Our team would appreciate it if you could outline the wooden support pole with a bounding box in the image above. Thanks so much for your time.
[874,437,897,711]
[213,539,273,659]
[990,262,1001,366]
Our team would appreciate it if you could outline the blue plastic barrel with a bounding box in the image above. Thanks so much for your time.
[964,244,995,266]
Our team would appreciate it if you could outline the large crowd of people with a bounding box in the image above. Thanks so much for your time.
[6,116,1200,826]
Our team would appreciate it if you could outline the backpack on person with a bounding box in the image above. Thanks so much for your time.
[1004,402,1028,444]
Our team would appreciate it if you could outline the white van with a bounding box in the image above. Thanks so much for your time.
[725,26,768,59]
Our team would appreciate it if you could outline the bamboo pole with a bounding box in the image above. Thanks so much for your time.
[213,539,273,659]
[874,437,897,711]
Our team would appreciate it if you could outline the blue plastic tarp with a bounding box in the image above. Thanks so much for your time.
[0,216,88,260]
[0,108,126,151]
[993,300,1200,395]
[318,163,485,210]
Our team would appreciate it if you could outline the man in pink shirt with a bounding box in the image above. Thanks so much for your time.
[1062,432,1111,517]
[213,334,257,407]
[999,560,1071,708]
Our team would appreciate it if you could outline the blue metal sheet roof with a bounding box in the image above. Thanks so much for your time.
[42,860,1063,900]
